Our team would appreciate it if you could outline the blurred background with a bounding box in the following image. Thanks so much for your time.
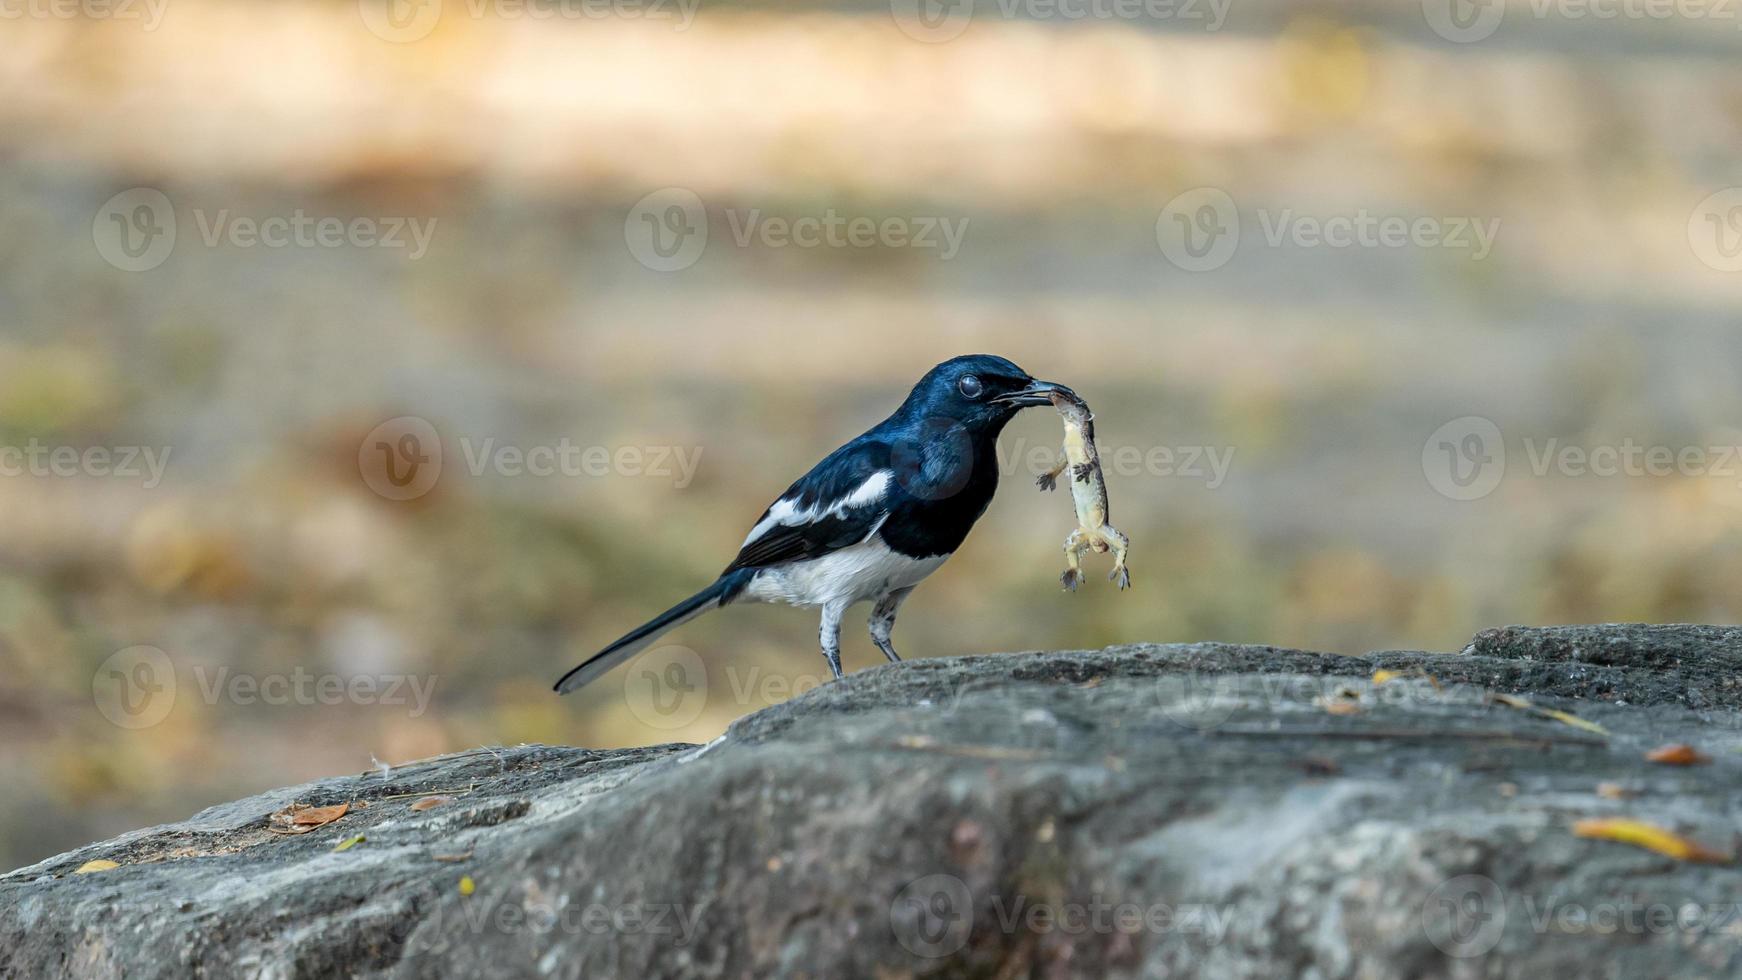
[5,0,1742,869]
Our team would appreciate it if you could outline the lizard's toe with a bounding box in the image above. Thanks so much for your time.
[1060,569,1080,591]
[1111,567,1131,590]
[1036,474,1056,492]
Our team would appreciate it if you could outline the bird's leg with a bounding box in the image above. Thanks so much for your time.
[1103,525,1131,590]
[1060,529,1087,591]
[1036,448,1068,492]
[868,586,915,663]
[818,601,847,679]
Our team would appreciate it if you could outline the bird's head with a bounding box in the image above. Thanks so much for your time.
[898,355,1074,434]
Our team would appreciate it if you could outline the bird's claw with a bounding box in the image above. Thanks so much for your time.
[1060,568,1080,591]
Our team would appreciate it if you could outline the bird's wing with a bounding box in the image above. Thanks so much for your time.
[724,441,894,572]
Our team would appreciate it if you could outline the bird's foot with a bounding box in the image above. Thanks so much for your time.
[1110,566,1131,590]
[1036,473,1057,492]
[1060,568,1080,591]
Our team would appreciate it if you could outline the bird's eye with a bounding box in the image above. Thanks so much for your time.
[958,375,983,399]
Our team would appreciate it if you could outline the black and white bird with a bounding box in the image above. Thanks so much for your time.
[554,355,1069,694]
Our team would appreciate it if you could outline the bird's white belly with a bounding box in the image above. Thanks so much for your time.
[744,539,947,608]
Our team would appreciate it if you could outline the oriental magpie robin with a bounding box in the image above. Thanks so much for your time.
[554,355,1069,693]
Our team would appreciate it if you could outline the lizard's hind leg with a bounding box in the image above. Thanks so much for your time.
[1103,525,1131,590]
[1060,529,1088,591]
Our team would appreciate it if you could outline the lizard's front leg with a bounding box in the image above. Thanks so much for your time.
[1102,524,1131,590]
[1060,528,1088,591]
[1036,448,1068,492]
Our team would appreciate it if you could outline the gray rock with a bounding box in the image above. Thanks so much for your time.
[5,625,1742,978]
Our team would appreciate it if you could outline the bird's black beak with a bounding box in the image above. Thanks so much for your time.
[992,379,1074,408]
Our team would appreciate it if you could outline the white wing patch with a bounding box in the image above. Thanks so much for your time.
[741,470,892,548]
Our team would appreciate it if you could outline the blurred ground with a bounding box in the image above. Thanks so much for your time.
[4,0,1742,869]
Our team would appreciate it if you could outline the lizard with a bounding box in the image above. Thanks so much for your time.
[1036,388,1131,591]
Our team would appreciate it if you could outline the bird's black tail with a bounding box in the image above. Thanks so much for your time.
[553,570,753,694]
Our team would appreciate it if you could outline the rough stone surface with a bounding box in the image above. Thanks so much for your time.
[6,625,1742,978]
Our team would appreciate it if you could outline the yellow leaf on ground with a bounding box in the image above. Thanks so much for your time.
[1489,693,1608,736]
[73,859,120,874]
[1572,818,1730,864]
[459,875,476,897]
[332,835,366,852]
